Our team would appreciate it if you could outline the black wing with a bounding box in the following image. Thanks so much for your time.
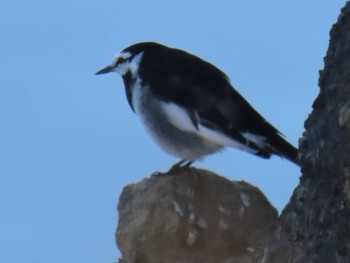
[140,47,298,164]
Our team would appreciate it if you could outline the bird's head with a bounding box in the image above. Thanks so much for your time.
[96,42,165,78]
[95,49,143,78]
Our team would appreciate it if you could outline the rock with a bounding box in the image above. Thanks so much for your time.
[116,168,278,263]
[267,2,350,263]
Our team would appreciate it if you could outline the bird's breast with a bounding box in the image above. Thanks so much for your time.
[129,79,223,160]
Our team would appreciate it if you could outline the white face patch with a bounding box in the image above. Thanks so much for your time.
[110,51,144,77]
[119,51,132,60]
[108,51,131,70]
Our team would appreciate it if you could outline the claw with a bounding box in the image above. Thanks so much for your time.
[166,160,193,175]
[151,160,194,177]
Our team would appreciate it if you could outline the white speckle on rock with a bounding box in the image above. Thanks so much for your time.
[186,229,198,246]
[240,192,251,207]
[218,204,230,214]
[197,217,208,228]
[339,101,350,131]
[189,213,195,224]
[246,247,255,252]
[219,218,228,229]
[187,188,194,197]
[172,200,184,216]
[188,203,195,224]
[238,205,245,217]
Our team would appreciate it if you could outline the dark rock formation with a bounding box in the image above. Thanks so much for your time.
[117,169,278,263]
[268,2,350,263]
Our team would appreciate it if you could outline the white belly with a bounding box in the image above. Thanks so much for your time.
[131,80,224,161]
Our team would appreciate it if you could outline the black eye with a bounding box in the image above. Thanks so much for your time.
[117,57,127,64]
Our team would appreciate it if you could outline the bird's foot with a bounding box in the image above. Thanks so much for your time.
[167,160,193,175]
[152,160,193,177]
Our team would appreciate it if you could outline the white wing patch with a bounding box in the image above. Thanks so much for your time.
[161,102,258,154]
[241,132,267,148]
[161,102,197,132]
[198,125,258,153]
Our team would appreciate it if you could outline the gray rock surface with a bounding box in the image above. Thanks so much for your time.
[116,169,278,263]
[268,2,350,263]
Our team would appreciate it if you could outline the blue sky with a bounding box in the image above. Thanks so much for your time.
[1,1,346,262]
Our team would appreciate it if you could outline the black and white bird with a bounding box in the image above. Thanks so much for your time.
[96,42,299,170]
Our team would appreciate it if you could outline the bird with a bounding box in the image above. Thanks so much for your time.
[96,42,299,172]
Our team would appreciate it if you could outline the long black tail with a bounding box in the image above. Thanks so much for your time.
[265,135,299,166]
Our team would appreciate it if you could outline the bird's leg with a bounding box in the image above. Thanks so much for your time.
[167,159,187,174]
[152,160,193,177]
[181,160,193,169]
[174,159,188,168]
[166,159,194,175]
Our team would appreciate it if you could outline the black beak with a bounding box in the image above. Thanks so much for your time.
[95,65,113,75]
